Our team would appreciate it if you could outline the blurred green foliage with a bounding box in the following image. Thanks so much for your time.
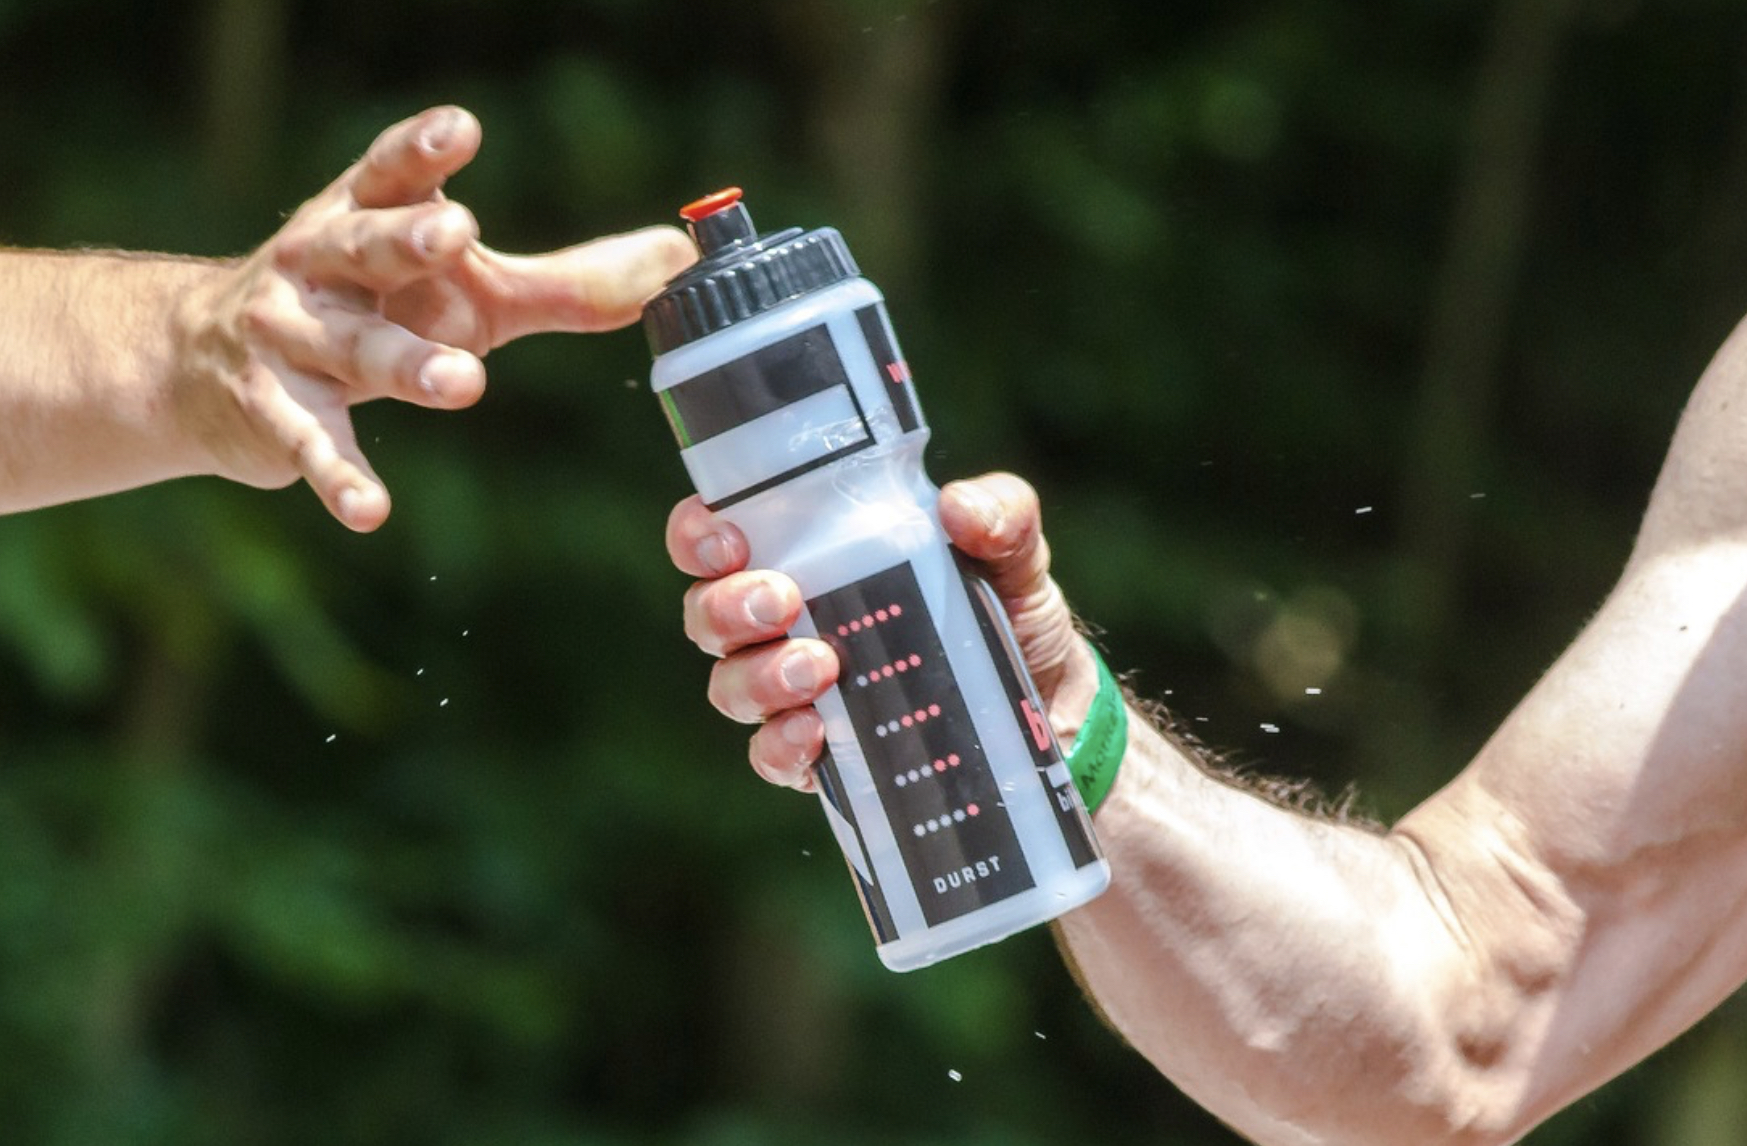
[1,0,1745,1143]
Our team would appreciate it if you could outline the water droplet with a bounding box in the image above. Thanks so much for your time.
[946,1069,962,1082]
[1305,687,1321,695]
[1034,1031,1047,1040]
[1355,506,1373,515]
[325,734,337,744]
[440,698,451,708]
[1260,723,1279,733]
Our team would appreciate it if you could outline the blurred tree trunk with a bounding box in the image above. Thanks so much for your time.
[200,0,289,203]
[710,0,964,1105]
[780,0,962,296]
[104,0,279,1066]
[80,635,215,1127]
[1396,0,1583,662]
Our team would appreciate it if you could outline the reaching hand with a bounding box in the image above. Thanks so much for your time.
[665,471,1096,791]
[173,105,696,531]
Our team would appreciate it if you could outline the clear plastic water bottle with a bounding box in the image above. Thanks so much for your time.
[644,188,1109,971]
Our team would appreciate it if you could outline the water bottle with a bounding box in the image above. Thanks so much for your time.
[644,188,1110,971]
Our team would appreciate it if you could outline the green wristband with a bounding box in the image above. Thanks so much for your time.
[1066,644,1127,814]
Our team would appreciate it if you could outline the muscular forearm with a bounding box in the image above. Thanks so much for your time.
[1058,532,1747,1146]
[0,249,226,512]
[1057,713,1532,1146]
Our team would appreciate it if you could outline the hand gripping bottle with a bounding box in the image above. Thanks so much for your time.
[644,189,1110,971]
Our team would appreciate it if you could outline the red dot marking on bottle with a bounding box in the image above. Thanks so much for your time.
[928,704,942,718]
[890,604,903,617]
[679,187,743,222]
[934,760,947,773]
[948,753,961,767]
[908,654,922,668]
[967,804,981,817]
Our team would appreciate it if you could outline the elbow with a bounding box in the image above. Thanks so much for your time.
[1204,957,1552,1146]
[1179,1005,1540,1146]
[1230,1060,1538,1146]
[1324,1012,1549,1146]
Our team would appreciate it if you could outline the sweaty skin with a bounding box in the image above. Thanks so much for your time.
[667,312,1747,1144]
[0,106,696,530]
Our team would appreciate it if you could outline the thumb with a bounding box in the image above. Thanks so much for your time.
[940,473,1084,701]
[474,225,698,345]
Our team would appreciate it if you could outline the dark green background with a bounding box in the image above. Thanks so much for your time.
[2,1,1745,1142]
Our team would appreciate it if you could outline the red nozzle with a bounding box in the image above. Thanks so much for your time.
[680,187,744,222]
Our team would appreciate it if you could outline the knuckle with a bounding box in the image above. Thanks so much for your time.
[665,499,701,560]
[329,321,367,385]
[240,295,279,335]
[681,583,724,656]
[704,582,750,639]
[749,729,806,789]
[706,661,752,723]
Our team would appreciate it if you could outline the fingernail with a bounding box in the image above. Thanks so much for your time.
[419,353,480,402]
[780,649,821,694]
[412,205,471,258]
[697,533,731,576]
[419,108,460,153]
[956,484,1004,534]
[781,712,817,749]
[746,581,788,627]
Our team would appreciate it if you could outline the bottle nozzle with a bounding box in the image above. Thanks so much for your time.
[680,187,756,255]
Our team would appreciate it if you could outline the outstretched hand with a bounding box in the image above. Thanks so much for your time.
[665,472,1098,791]
[173,105,696,531]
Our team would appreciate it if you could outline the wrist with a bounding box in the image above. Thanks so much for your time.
[167,257,271,485]
[1058,641,1127,814]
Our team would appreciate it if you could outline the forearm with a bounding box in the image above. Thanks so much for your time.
[1057,711,1517,1146]
[0,249,226,512]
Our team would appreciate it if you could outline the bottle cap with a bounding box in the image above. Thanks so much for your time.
[643,188,860,354]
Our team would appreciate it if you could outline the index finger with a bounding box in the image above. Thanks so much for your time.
[348,106,483,210]
[472,227,699,344]
[666,495,751,579]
